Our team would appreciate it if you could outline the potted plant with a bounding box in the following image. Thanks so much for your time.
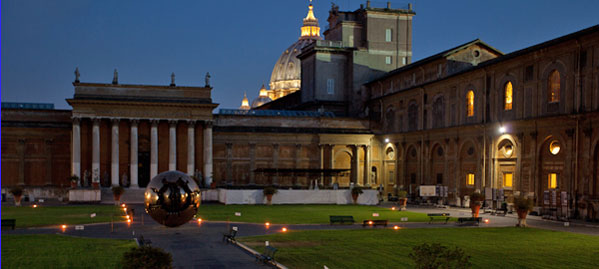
[398,190,408,211]
[514,195,533,227]
[263,186,278,205]
[112,186,125,204]
[351,187,364,204]
[10,186,24,206]
[469,192,485,218]
[69,175,79,188]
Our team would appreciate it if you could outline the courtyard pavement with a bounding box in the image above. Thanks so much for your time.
[3,202,598,268]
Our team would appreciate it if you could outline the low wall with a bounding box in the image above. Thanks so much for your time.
[69,189,101,202]
[203,189,378,205]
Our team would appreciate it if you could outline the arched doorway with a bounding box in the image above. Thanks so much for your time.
[405,145,419,194]
[496,138,517,196]
[333,149,352,187]
[138,136,151,187]
[459,141,478,196]
[537,136,565,216]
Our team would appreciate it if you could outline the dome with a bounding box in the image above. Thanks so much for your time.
[268,3,322,101]
[251,84,272,108]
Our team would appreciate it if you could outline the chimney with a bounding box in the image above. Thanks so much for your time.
[387,2,391,9]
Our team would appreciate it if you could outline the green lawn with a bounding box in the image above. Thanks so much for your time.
[2,234,136,268]
[240,227,599,268]
[196,204,436,224]
[1,205,124,228]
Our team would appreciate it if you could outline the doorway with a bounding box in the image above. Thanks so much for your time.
[138,151,150,187]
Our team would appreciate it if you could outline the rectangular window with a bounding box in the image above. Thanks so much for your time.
[467,173,475,186]
[548,173,558,189]
[402,57,407,65]
[436,174,443,185]
[385,28,392,42]
[410,173,416,184]
[504,173,513,187]
[326,79,334,95]
[385,56,392,65]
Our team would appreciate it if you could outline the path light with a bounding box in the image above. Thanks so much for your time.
[61,224,67,231]
[121,203,126,208]
[483,219,490,224]
[265,222,270,227]
[32,204,38,208]
[123,207,127,213]
[393,225,400,230]
[391,207,396,211]
[281,227,287,232]
[368,221,373,225]
[197,218,202,223]
[126,215,130,219]
[127,219,132,224]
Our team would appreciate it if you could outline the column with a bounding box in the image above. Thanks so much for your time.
[294,144,302,186]
[72,117,81,181]
[92,118,100,184]
[45,139,53,185]
[273,143,279,185]
[130,119,139,188]
[150,120,158,179]
[329,144,335,185]
[111,118,120,186]
[363,145,370,186]
[249,143,256,184]
[226,143,233,184]
[169,120,177,171]
[203,121,213,185]
[187,121,195,175]
[352,145,359,184]
[17,139,25,185]
[319,144,324,185]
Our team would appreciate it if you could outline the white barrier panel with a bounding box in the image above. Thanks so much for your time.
[212,189,379,205]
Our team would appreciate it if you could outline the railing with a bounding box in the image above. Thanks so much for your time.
[219,109,335,118]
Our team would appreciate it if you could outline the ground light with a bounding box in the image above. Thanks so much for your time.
[393,225,400,230]
[281,227,287,232]
[197,218,202,223]
[391,207,396,210]
[121,203,126,208]
[368,221,373,225]
[61,224,67,232]
[483,219,490,224]
[32,204,38,208]
[265,222,270,228]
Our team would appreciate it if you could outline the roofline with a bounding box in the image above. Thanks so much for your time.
[73,82,212,90]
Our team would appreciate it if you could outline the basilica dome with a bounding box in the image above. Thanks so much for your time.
[251,85,272,108]
[268,3,322,101]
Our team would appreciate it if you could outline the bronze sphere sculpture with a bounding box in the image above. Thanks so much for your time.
[144,171,201,227]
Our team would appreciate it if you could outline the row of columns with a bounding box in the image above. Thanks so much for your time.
[321,144,371,186]
[71,117,213,188]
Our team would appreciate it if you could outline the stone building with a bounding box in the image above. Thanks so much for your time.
[2,2,598,220]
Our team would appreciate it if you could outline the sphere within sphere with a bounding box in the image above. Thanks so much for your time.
[144,171,201,227]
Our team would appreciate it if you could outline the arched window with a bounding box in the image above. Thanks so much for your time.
[408,101,418,131]
[548,70,560,103]
[385,106,395,133]
[466,90,474,117]
[504,81,513,110]
[432,96,445,128]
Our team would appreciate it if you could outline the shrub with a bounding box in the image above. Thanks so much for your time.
[514,195,534,212]
[111,186,125,196]
[69,175,79,183]
[351,187,364,195]
[10,187,23,197]
[409,243,472,269]
[263,186,278,195]
[469,192,485,206]
[122,246,172,269]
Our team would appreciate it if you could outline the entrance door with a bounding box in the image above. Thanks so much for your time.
[138,152,150,187]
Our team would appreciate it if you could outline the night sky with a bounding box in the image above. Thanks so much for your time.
[2,0,598,110]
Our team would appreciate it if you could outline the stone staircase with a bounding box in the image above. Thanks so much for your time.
[101,187,146,204]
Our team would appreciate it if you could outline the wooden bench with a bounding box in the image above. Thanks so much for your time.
[362,219,388,227]
[222,227,238,243]
[457,217,482,226]
[1,219,16,230]
[135,235,152,246]
[427,213,450,224]
[494,208,507,216]
[329,215,355,225]
[256,246,278,264]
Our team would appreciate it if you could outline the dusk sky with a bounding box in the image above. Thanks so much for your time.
[2,0,598,110]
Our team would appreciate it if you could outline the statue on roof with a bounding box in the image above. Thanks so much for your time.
[205,72,211,87]
[112,69,119,84]
[74,67,80,83]
[170,72,176,86]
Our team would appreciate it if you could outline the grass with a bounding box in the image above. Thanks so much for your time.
[240,227,599,268]
[1,205,124,228]
[1,234,136,268]
[196,204,437,224]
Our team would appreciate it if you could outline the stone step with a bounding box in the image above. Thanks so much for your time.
[101,187,146,204]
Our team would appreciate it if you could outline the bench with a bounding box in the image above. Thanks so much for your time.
[222,227,238,243]
[362,219,388,227]
[135,235,152,246]
[256,246,278,264]
[427,213,450,224]
[494,208,507,216]
[329,215,355,225]
[1,219,16,230]
[457,217,482,226]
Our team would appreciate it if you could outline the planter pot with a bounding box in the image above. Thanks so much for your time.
[92,182,100,189]
[517,210,528,227]
[471,204,481,218]
[113,194,122,203]
[265,194,273,205]
[14,195,22,206]
[71,182,78,188]
[399,198,408,211]
[352,193,359,204]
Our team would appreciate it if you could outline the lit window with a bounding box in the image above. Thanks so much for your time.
[548,70,560,103]
[385,56,392,65]
[548,173,558,189]
[504,81,513,110]
[385,29,392,42]
[467,173,475,186]
[549,140,560,155]
[504,173,513,187]
[466,90,474,117]
[402,57,407,65]
[327,79,335,95]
